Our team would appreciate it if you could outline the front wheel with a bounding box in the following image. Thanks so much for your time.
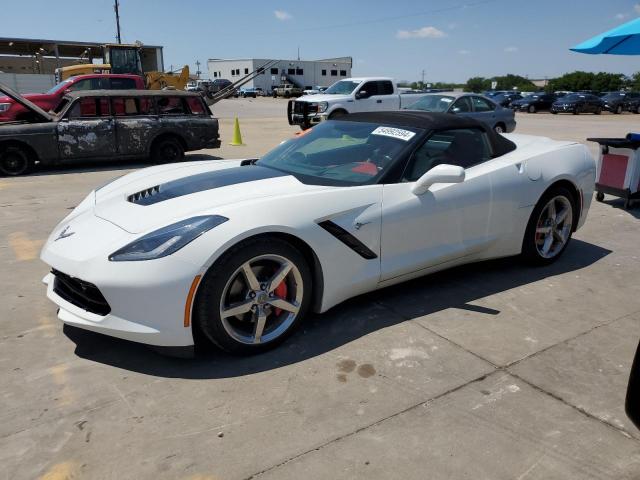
[596,191,605,202]
[0,145,32,176]
[494,123,505,134]
[521,187,575,265]
[194,237,312,354]
[528,105,536,113]
[616,105,623,114]
[595,106,602,115]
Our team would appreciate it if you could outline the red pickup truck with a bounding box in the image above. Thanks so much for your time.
[0,74,145,122]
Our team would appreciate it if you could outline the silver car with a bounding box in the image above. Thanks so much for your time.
[404,92,516,133]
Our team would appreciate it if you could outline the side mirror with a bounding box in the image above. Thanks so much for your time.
[63,89,72,95]
[451,107,461,113]
[356,90,369,100]
[412,164,465,195]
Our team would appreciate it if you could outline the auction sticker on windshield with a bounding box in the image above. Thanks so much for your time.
[371,126,416,142]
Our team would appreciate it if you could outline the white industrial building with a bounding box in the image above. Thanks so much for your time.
[207,57,352,91]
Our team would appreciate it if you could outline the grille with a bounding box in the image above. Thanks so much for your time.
[293,101,304,114]
[128,185,160,204]
[52,269,111,316]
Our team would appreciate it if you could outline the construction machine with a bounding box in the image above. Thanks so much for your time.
[55,43,189,90]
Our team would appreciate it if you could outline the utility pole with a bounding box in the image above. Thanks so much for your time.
[195,60,201,79]
[421,69,425,87]
[114,0,122,44]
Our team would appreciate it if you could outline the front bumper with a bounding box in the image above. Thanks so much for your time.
[41,214,201,347]
[287,100,327,127]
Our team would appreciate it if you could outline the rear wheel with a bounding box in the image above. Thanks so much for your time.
[616,105,623,114]
[595,106,602,115]
[194,237,312,354]
[596,191,605,202]
[0,145,32,176]
[522,187,575,265]
[494,123,506,134]
[528,105,536,113]
[151,137,184,164]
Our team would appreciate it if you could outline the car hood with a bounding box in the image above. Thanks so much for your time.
[0,82,53,121]
[93,160,331,234]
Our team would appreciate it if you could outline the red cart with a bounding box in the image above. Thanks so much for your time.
[588,134,640,209]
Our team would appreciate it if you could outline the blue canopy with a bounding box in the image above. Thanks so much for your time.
[571,17,640,55]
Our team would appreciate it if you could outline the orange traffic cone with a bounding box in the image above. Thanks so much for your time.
[229,117,245,146]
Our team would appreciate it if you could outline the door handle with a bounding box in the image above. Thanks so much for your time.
[376,100,382,103]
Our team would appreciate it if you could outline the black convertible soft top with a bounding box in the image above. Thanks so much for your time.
[342,111,517,157]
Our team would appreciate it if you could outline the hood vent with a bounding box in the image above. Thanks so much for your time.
[128,185,161,204]
[126,165,289,206]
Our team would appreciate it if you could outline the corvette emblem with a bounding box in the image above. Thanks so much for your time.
[54,226,75,241]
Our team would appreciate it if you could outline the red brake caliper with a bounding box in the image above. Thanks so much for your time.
[273,280,287,316]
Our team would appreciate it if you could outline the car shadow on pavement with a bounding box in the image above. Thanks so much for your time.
[64,239,611,379]
[20,153,223,177]
[599,198,640,219]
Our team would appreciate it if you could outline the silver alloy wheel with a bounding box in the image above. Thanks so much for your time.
[219,254,303,345]
[535,195,573,259]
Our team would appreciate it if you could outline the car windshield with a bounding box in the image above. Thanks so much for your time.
[257,121,421,186]
[404,95,455,113]
[324,80,360,95]
[563,94,583,101]
[602,92,624,99]
[46,79,72,95]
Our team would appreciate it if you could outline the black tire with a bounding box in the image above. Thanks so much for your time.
[194,236,313,355]
[272,91,277,98]
[596,191,605,202]
[494,123,506,134]
[528,105,536,113]
[328,110,347,120]
[595,106,602,115]
[521,186,576,266]
[573,107,579,115]
[551,110,557,114]
[616,105,623,114]
[150,137,184,164]
[0,145,32,176]
[636,105,640,114]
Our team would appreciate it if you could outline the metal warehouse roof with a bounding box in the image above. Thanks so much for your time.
[0,37,162,58]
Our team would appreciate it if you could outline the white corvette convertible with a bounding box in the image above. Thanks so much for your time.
[41,112,595,355]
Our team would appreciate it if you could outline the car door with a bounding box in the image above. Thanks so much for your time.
[57,97,117,160]
[374,80,398,110]
[354,81,379,112]
[157,95,199,145]
[469,96,499,128]
[380,127,495,281]
[112,96,159,156]
[449,96,473,118]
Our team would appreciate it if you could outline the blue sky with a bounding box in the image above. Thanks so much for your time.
[3,0,640,82]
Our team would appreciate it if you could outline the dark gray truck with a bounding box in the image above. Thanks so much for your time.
[0,84,220,176]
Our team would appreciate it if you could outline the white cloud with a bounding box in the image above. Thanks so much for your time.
[615,12,629,20]
[274,10,292,21]
[458,49,471,55]
[504,46,518,53]
[396,26,446,39]
[635,4,640,14]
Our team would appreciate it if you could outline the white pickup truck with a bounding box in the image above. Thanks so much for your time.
[287,77,426,129]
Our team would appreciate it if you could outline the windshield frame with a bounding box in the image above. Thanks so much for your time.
[404,95,456,113]
[256,120,426,186]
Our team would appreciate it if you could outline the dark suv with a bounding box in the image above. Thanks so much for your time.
[601,91,640,114]
[0,85,220,176]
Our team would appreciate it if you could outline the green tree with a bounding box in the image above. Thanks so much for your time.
[465,77,488,92]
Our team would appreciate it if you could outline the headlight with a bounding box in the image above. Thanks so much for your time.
[109,215,228,262]
[317,102,328,113]
[0,103,11,113]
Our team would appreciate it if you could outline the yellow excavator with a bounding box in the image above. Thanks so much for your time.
[54,43,189,90]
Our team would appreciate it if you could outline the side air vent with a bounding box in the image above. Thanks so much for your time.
[128,185,160,204]
[317,220,377,260]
